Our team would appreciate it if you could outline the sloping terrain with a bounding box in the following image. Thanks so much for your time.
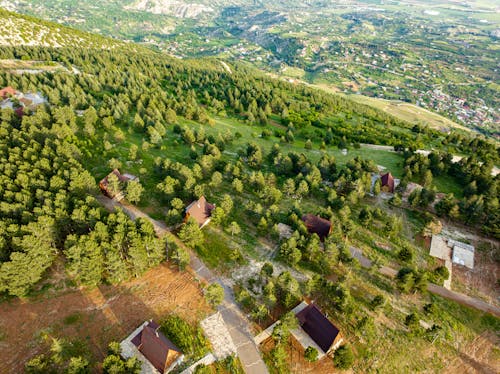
[0,8,122,48]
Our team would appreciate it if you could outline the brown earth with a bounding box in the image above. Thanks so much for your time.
[452,244,500,306]
[0,263,210,373]
[261,336,338,374]
[445,331,500,374]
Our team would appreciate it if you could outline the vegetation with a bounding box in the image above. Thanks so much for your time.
[0,8,497,373]
[160,315,210,361]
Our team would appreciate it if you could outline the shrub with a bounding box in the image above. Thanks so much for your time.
[205,283,225,308]
[370,295,385,310]
[333,344,354,369]
[304,346,319,362]
[161,315,209,360]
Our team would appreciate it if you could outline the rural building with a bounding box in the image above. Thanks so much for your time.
[302,214,332,240]
[0,86,46,115]
[254,301,343,360]
[430,235,474,269]
[449,239,475,269]
[185,196,214,228]
[99,169,138,201]
[380,172,395,193]
[0,86,17,99]
[120,320,184,374]
[296,302,343,356]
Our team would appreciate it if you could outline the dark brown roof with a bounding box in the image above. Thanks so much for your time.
[296,304,340,353]
[185,196,215,227]
[381,172,395,193]
[302,214,332,239]
[131,320,181,373]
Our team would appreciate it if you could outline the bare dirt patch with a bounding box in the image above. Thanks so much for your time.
[0,263,210,373]
[261,337,337,374]
[453,246,500,306]
[445,331,500,374]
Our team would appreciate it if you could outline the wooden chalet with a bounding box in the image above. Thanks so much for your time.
[184,196,215,228]
[129,320,183,373]
[99,169,138,201]
[380,172,395,193]
[296,303,343,357]
[302,214,332,240]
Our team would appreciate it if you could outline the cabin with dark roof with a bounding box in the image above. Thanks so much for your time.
[184,196,215,228]
[99,169,138,201]
[296,303,343,356]
[302,214,332,240]
[380,172,395,193]
[121,320,184,374]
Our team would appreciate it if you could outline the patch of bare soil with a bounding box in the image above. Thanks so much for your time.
[261,336,338,374]
[0,263,210,373]
[445,331,500,374]
[452,244,500,306]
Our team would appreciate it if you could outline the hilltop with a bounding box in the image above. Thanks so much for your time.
[0,8,124,48]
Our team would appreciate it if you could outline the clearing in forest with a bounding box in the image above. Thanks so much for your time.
[0,263,210,373]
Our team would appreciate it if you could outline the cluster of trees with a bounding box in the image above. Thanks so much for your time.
[64,213,166,286]
[401,150,499,238]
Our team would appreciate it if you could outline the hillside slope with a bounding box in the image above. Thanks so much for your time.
[0,8,122,48]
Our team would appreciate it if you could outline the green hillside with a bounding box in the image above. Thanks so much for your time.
[0,9,498,374]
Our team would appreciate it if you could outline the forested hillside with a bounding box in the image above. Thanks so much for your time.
[0,9,499,373]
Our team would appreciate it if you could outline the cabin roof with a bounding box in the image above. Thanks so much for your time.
[296,304,340,353]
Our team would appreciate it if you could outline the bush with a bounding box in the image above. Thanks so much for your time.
[304,346,319,362]
[397,246,414,263]
[205,283,225,307]
[333,344,354,369]
[370,295,385,310]
[161,315,209,360]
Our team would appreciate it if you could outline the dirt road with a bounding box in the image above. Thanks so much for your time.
[99,197,269,374]
[349,245,500,318]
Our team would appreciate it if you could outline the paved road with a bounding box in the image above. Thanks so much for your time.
[349,245,500,318]
[97,196,269,374]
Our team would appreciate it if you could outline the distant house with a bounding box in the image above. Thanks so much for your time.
[120,320,184,374]
[0,86,17,99]
[430,235,474,269]
[0,86,47,116]
[296,302,344,356]
[449,239,474,269]
[99,169,138,201]
[380,172,395,193]
[184,196,215,228]
[302,214,332,240]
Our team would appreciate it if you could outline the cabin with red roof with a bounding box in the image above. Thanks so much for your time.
[380,172,395,193]
[99,169,138,201]
[121,320,184,374]
[184,196,215,228]
[302,214,332,240]
[0,86,17,99]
